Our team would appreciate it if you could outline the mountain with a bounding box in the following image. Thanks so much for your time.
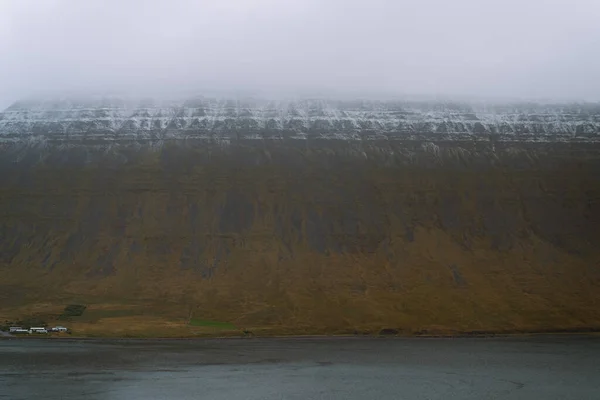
[1,96,599,337]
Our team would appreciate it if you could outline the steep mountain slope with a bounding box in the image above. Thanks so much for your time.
[1,96,599,336]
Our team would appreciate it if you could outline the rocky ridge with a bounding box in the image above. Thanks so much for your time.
[1,97,599,144]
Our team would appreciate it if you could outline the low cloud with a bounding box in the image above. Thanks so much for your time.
[1,0,599,108]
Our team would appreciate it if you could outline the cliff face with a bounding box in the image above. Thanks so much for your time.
[1,97,600,335]
[2,97,599,143]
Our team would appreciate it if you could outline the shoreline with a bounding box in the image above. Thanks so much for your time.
[2,328,600,341]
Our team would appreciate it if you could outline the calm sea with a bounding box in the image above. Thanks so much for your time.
[1,336,599,399]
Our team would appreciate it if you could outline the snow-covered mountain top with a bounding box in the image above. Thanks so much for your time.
[5,95,600,113]
[1,96,599,143]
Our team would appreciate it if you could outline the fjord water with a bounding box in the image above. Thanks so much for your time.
[1,337,599,399]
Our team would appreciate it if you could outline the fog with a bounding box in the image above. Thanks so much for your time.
[1,0,599,109]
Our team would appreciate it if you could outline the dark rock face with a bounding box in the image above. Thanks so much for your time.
[1,96,600,333]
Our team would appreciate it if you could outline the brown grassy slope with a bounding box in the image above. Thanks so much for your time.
[1,140,599,335]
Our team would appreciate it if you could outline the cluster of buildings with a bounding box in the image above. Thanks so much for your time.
[8,326,68,334]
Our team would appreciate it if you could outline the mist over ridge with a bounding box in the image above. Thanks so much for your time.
[2,0,600,110]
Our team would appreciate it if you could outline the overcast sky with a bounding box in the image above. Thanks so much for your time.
[1,0,599,108]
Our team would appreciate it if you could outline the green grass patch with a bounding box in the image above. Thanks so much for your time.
[188,319,237,329]
[58,304,87,320]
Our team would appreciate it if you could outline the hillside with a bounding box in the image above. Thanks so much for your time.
[1,96,599,337]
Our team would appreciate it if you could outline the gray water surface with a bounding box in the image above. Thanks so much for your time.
[1,336,599,399]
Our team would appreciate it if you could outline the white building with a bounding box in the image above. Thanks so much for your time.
[51,326,68,332]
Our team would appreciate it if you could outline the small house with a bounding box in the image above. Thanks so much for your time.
[51,326,68,332]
